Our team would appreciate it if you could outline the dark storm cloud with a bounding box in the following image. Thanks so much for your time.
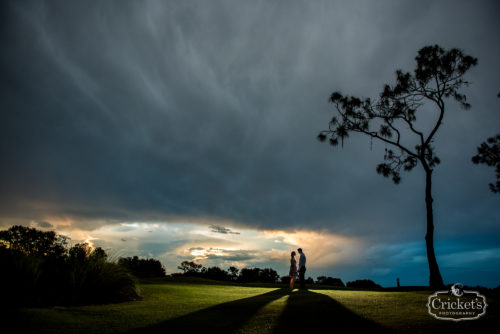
[37,221,53,228]
[1,0,499,242]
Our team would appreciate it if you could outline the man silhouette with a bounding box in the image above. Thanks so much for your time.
[297,248,306,289]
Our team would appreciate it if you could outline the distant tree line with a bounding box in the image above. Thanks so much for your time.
[175,261,383,289]
[176,260,280,283]
[316,276,345,286]
[279,276,381,289]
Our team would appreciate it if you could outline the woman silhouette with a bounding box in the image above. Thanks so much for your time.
[289,251,297,290]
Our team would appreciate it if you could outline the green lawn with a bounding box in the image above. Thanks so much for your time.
[8,281,498,333]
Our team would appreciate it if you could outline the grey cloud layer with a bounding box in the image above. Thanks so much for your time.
[1,0,499,240]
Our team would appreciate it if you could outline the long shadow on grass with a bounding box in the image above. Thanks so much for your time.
[127,288,288,333]
[272,290,393,334]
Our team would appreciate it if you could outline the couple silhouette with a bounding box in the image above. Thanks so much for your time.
[289,248,306,290]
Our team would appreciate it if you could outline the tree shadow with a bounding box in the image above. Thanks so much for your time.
[127,288,288,333]
[273,290,393,333]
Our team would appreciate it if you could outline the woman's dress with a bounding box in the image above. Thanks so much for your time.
[289,258,297,277]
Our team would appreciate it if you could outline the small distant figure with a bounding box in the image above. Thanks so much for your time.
[297,248,307,289]
[397,277,400,288]
[289,251,297,290]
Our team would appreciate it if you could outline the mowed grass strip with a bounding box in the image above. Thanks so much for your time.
[9,283,500,334]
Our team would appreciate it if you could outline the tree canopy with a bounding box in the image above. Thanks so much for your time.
[318,45,477,184]
[472,93,500,194]
[0,225,68,257]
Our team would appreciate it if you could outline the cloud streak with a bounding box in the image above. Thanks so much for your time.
[209,225,240,235]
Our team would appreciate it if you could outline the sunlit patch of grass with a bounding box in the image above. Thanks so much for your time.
[236,295,289,334]
[314,289,499,333]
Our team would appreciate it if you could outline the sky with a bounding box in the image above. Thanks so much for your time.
[1,0,499,287]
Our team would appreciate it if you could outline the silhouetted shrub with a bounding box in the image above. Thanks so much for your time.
[65,243,139,305]
[228,266,239,281]
[239,268,261,282]
[280,276,291,284]
[492,285,500,297]
[346,279,381,289]
[177,260,204,276]
[118,256,166,278]
[0,225,139,306]
[261,268,280,283]
[176,262,244,282]
[316,276,345,287]
[239,267,279,283]
[0,247,43,305]
[202,266,231,281]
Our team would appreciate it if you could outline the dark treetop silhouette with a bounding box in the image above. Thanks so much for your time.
[472,93,500,194]
[472,133,500,194]
[318,45,477,288]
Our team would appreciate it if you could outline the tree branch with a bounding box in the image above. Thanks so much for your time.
[424,98,445,148]
[352,126,418,158]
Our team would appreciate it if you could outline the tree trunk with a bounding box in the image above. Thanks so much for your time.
[424,168,445,289]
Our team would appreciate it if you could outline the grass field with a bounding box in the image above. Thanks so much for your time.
[7,280,498,333]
